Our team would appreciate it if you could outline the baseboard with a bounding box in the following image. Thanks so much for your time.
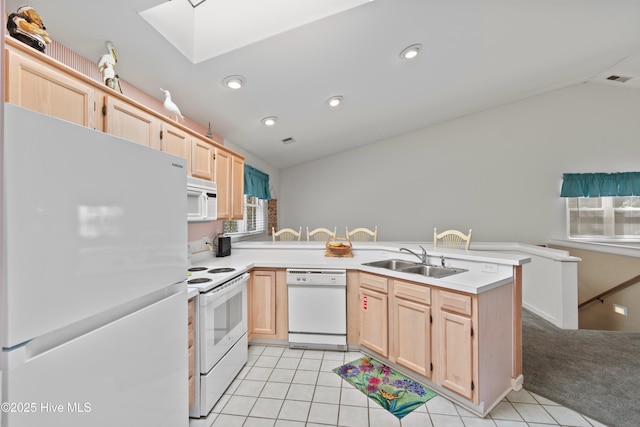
[523,303,559,328]
[511,374,524,390]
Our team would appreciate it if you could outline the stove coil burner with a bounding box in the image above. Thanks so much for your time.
[208,267,236,274]
[188,267,208,272]
[188,277,212,284]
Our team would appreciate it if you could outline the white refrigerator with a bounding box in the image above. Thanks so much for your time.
[1,105,189,426]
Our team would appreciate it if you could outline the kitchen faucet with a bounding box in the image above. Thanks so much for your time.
[399,245,428,264]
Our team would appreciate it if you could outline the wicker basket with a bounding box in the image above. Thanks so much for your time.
[325,237,352,257]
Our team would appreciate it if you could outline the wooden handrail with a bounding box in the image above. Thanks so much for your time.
[578,273,640,308]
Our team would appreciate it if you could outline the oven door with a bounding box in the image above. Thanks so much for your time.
[199,273,249,373]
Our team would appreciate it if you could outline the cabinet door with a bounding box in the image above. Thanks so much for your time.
[393,298,431,378]
[161,121,191,161]
[359,272,388,293]
[359,287,388,357]
[5,46,96,128]
[214,148,232,219]
[231,155,245,220]
[191,138,215,180]
[439,310,473,398]
[187,298,196,412]
[103,96,160,149]
[249,270,277,336]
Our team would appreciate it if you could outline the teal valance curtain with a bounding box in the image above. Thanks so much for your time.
[560,172,640,197]
[244,165,271,200]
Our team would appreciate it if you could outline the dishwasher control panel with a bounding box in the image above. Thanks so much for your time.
[286,269,346,286]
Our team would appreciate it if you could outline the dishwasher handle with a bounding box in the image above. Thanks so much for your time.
[287,283,346,289]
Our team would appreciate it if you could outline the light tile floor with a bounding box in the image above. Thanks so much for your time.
[205,345,608,427]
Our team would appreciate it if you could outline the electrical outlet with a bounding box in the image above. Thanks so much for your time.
[481,263,498,273]
[201,236,210,245]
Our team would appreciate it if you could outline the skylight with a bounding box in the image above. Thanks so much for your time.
[140,0,374,64]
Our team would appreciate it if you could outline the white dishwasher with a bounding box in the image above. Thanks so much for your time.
[287,269,347,351]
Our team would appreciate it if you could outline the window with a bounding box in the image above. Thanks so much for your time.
[561,172,640,240]
[567,196,640,239]
[223,195,267,236]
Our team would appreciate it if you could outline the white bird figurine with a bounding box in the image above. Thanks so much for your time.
[160,88,185,122]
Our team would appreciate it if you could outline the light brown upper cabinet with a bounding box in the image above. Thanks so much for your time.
[161,121,191,170]
[103,95,161,150]
[214,147,245,220]
[231,155,245,220]
[191,137,215,181]
[5,42,97,128]
[4,37,245,187]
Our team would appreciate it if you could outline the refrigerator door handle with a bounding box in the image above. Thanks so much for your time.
[21,283,185,363]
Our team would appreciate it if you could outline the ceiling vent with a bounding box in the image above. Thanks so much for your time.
[282,137,295,144]
[606,75,632,83]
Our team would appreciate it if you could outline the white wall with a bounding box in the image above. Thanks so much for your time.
[279,83,640,243]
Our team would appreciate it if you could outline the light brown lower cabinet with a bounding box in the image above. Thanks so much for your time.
[248,269,288,340]
[357,272,479,403]
[389,279,432,379]
[358,273,389,357]
[438,308,473,398]
[245,267,517,414]
[437,290,474,399]
[187,298,196,412]
[359,287,388,357]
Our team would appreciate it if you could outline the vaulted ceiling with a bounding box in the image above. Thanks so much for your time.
[7,0,640,168]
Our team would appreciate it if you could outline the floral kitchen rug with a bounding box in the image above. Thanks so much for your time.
[333,356,437,419]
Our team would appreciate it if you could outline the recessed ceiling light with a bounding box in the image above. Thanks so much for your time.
[400,44,422,60]
[222,75,245,89]
[261,116,278,126]
[326,96,343,108]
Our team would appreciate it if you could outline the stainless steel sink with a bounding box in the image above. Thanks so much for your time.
[399,265,468,279]
[362,259,421,271]
[363,259,467,278]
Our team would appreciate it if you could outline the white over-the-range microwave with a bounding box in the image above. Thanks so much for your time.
[187,176,217,222]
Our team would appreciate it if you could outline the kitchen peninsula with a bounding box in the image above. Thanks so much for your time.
[189,241,530,417]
